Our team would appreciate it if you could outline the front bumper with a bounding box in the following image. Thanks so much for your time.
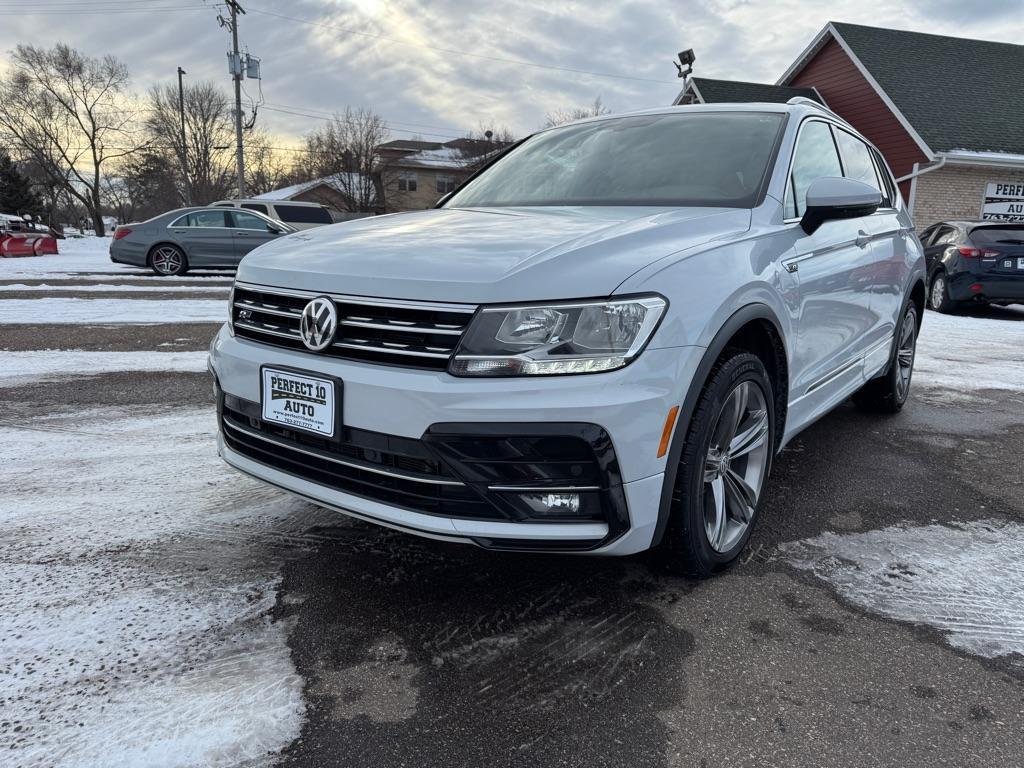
[209,326,702,555]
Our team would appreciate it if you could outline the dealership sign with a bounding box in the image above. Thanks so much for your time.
[982,182,1024,222]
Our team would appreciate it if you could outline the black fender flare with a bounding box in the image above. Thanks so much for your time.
[650,303,787,548]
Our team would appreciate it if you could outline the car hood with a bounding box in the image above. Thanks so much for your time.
[236,205,751,303]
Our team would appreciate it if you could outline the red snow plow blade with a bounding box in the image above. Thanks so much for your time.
[1,232,59,257]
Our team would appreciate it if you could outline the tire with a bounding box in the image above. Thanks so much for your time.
[853,303,918,414]
[150,244,188,276]
[660,351,775,578]
[928,271,957,313]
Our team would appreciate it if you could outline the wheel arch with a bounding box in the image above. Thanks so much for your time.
[650,302,789,548]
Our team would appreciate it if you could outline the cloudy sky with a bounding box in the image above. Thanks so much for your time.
[1,0,1022,146]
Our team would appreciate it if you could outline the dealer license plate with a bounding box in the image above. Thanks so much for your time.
[261,368,337,437]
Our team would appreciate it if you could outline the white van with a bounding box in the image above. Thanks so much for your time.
[212,199,336,231]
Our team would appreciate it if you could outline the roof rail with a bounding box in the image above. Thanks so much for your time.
[786,96,843,120]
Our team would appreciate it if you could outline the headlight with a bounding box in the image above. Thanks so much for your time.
[449,295,666,376]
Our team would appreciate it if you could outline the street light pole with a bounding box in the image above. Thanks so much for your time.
[176,66,190,205]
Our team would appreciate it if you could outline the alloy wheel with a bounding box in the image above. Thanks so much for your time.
[895,309,916,400]
[152,246,183,275]
[702,380,770,553]
[930,275,946,310]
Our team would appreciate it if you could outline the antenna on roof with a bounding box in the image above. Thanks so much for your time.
[674,49,695,78]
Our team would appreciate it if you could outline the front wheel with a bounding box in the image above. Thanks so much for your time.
[150,244,188,276]
[661,351,774,578]
[853,303,918,413]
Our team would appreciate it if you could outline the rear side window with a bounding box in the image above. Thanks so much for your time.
[786,120,843,218]
[834,130,881,192]
[870,148,896,207]
[174,210,229,227]
[241,203,269,215]
[274,204,332,224]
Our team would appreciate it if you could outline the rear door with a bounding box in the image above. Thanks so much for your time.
[783,120,878,410]
[230,209,282,259]
[168,210,235,266]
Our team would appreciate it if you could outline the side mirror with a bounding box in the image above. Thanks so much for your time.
[800,177,882,235]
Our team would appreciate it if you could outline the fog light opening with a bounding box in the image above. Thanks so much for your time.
[519,491,582,516]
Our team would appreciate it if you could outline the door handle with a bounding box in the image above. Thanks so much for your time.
[235,231,248,236]
[855,230,871,248]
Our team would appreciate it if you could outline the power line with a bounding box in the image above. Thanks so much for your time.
[246,6,678,86]
[0,5,210,15]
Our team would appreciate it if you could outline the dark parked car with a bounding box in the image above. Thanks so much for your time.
[919,220,1024,312]
[109,207,295,276]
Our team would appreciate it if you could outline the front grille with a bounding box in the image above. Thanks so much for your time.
[232,282,476,370]
[220,395,504,520]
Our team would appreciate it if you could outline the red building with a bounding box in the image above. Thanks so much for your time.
[675,22,1024,226]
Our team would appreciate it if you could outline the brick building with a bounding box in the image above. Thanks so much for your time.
[676,22,1024,227]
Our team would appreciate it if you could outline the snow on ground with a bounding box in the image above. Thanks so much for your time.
[0,283,230,293]
[0,236,232,279]
[0,298,227,324]
[782,521,1024,658]
[0,408,339,767]
[915,309,1024,393]
[0,350,209,387]
[1,236,143,276]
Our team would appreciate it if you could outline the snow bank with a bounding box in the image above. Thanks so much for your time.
[915,309,1024,393]
[0,350,209,387]
[782,520,1024,658]
[0,283,230,293]
[0,408,334,767]
[0,298,227,324]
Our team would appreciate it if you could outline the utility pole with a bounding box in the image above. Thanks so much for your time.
[225,0,246,197]
[176,66,190,205]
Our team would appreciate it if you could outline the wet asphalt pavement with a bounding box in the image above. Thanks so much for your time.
[3,277,1023,768]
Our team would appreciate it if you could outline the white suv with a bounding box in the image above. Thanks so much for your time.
[212,199,336,230]
[209,100,925,575]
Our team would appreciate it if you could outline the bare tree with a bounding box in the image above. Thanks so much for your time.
[543,96,611,128]
[0,44,141,235]
[297,108,388,212]
[466,122,517,145]
[244,130,293,196]
[146,80,234,204]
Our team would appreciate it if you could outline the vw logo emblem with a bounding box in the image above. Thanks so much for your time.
[299,296,338,351]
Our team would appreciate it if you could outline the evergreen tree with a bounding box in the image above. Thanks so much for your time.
[0,151,43,217]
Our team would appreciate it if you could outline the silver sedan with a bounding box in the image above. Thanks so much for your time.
[109,206,295,276]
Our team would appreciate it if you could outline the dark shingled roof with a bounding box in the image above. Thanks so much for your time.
[691,78,823,105]
[826,23,1024,155]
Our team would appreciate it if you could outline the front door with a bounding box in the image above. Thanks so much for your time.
[230,209,282,261]
[169,209,235,266]
[782,120,877,413]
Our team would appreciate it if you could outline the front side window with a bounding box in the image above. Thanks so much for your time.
[785,120,843,218]
[446,111,786,209]
[231,210,273,231]
[397,171,418,192]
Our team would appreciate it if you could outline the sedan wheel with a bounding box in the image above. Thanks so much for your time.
[151,245,187,276]
[702,380,770,553]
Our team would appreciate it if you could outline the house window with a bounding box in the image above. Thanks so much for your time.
[397,171,418,192]
[436,175,457,194]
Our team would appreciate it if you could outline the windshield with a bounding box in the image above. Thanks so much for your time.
[446,111,786,209]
